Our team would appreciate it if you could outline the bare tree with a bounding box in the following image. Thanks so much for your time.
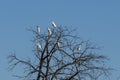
[8,22,110,80]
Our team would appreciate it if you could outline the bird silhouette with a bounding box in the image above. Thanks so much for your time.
[51,21,57,28]
[77,45,81,51]
[36,43,42,51]
[37,26,40,34]
[57,42,60,48]
[48,28,52,35]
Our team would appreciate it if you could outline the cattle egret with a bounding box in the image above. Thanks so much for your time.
[77,45,81,51]
[48,28,52,35]
[37,26,40,34]
[51,21,57,28]
[57,42,60,48]
[37,43,42,50]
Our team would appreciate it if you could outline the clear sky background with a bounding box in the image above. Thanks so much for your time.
[0,0,120,80]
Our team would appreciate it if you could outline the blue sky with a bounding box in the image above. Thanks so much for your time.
[0,0,120,80]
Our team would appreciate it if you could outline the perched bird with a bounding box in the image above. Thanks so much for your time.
[36,43,42,50]
[77,45,81,51]
[57,42,60,48]
[51,21,57,28]
[48,28,52,35]
[37,26,40,34]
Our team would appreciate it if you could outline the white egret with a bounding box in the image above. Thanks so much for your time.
[57,42,60,48]
[51,21,57,28]
[77,45,81,51]
[48,28,52,35]
[36,43,42,50]
[37,26,40,34]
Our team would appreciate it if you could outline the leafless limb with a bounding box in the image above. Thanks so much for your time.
[8,25,110,80]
